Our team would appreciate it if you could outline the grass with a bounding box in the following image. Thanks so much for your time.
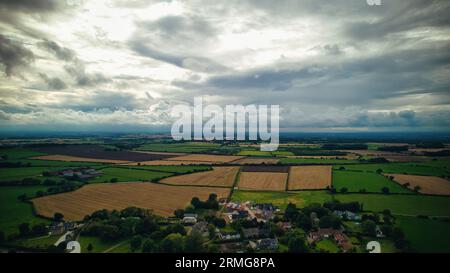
[332,170,411,194]
[0,167,64,183]
[315,239,340,253]
[335,194,450,216]
[334,161,450,177]
[78,235,124,253]
[136,142,220,153]
[0,148,46,160]
[15,235,59,249]
[237,150,272,156]
[88,167,173,183]
[0,186,50,235]
[396,215,450,253]
[231,190,332,210]
[280,158,360,164]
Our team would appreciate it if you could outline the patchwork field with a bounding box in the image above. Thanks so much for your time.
[166,154,243,163]
[88,167,173,183]
[242,165,289,173]
[335,161,450,177]
[288,166,332,190]
[32,155,130,164]
[389,174,450,195]
[136,142,220,153]
[124,160,215,166]
[32,182,231,220]
[237,172,287,191]
[280,158,360,164]
[332,170,411,193]
[160,167,239,187]
[233,158,280,165]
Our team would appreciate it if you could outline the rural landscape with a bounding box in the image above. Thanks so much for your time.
[0,134,449,253]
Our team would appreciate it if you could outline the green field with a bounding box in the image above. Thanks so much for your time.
[332,170,411,193]
[0,148,46,160]
[237,150,272,156]
[116,165,211,174]
[334,161,450,177]
[136,142,220,153]
[0,186,50,235]
[15,235,59,249]
[335,194,450,216]
[0,167,62,183]
[89,167,173,183]
[78,235,126,253]
[231,190,332,210]
[315,239,340,253]
[280,158,360,164]
[3,159,102,167]
[396,216,450,253]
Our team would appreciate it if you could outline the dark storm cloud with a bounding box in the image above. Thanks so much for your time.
[39,40,76,61]
[0,34,34,76]
[39,73,67,90]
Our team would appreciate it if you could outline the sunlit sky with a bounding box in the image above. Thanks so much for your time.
[0,0,449,132]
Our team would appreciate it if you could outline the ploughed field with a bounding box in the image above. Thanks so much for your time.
[238,172,288,191]
[389,174,450,195]
[33,145,173,162]
[32,182,231,221]
[160,167,239,187]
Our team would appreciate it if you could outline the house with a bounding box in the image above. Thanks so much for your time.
[308,228,354,252]
[242,227,260,239]
[334,210,361,221]
[219,242,244,253]
[49,222,65,235]
[276,221,292,231]
[231,210,249,221]
[218,232,241,241]
[376,226,385,238]
[310,212,320,227]
[182,216,197,225]
[249,238,278,250]
[192,221,209,237]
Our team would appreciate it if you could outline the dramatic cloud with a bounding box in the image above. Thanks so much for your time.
[0,0,449,132]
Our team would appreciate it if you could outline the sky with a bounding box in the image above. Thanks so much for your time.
[0,0,449,133]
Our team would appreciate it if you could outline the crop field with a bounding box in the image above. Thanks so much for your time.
[160,167,239,187]
[288,166,332,190]
[124,160,215,166]
[389,174,450,195]
[231,190,332,210]
[233,158,280,165]
[237,172,288,191]
[396,216,450,253]
[31,155,130,164]
[0,186,50,235]
[0,167,61,183]
[279,158,360,164]
[117,165,211,174]
[332,170,411,193]
[334,161,450,177]
[237,150,272,156]
[136,142,220,153]
[2,159,101,167]
[32,182,231,220]
[33,145,173,162]
[335,194,450,216]
[88,167,173,183]
[166,154,243,163]
[242,165,289,173]
[0,148,46,160]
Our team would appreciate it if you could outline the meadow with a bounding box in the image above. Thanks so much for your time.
[88,167,173,183]
[334,161,450,177]
[332,170,411,193]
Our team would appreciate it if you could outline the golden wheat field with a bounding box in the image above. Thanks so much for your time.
[32,182,231,221]
[288,166,332,190]
[390,174,450,195]
[160,167,239,187]
[237,172,287,191]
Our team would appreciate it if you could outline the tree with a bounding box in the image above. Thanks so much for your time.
[284,203,298,220]
[87,243,93,253]
[130,235,143,252]
[288,236,308,253]
[160,233,184,253]
[184,231,204,253]
[319,215,341,229]
[142,239,156,253]
[31,223,48,236]
[17,194,27,202]
[174,209,185,219]
[0,230,5,243]
[139,216,159,234]
[53,212,64,222]
[18,223,30,237]
[110,178,118,183]
[381,187,390,194]
[413,185,421,192]
[340,187,348,194]
[361,220,377,237]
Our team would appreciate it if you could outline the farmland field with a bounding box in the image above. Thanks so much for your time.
[288,166,332,190]
[160,167,239,187]
[280,158,360,164]
[136,142,220,153]
[32,182,231,220]
[0,167,61,183]
[0,186,50,235]
[124,160,215,166]
[332,170,411,193]
[166,154,243,163]
[335,194,450,216]
[237,172,288,191]
[116,165,211,174]
[34,145,173,162]
[237,150,272,156]
[389,174,450,195]
[396,216,450,253]
[231,190,332,209]
[31,155,130,164]
[88,167,173,183]
[0,148,46,160]
[334,161,450,177]
[2,159,101,167]
[233,157,280,165]
[242,165,289,173]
